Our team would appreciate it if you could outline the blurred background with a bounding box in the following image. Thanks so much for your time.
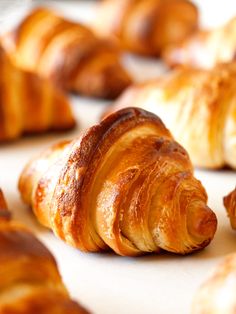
[1,0,236,84]
[1,0,236,31]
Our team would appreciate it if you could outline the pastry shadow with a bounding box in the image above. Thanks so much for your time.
[84,248,211,261]
[196,165,233,172]
[196,224,236,259]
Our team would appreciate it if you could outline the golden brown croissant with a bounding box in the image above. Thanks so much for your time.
[104,63,236,169]
[164,16,236,68]
[0,45,75,142]
[18,107,217,256]
[93,0,199,56]
[224,187,236,230]
[1,7,132,99]
[0,190,88,314]
[192,254,236,314]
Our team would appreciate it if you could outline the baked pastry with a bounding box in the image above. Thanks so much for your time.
[1,7,132,99]
[104,63,236,169]
[164,16,236,69]
[192,254,236,314]
[0,189,88,313]
[18,107,217,256]
[93,0,199,56]
[224,187,236,230]
[0,45,75,142]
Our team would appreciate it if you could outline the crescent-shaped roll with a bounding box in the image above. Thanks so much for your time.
[192,254,236,314]
[223,187,236,230]
[104,63,236,169]
[164,16,236,69]
[18,107,217,256]
[1,7,132,99]
[0,190,88,313]
[0,45,75,142]
[93,0,199,56]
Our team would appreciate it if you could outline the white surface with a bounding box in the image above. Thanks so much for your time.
[0,1,236,314]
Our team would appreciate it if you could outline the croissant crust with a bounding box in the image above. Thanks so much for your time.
[104,62,236,169]
[0,45,75,142]
[93,0,199,56]
[19,107,217,256]
[0,190,88,314]
[164,16,236,68]
[192,254,236,314]
[1,7,132,99]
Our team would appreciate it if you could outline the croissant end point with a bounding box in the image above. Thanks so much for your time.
[189,205,217,241]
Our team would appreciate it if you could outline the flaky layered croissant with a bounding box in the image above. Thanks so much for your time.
[0,190,88,314]
[0,45,75,142]
[224,187,236,230]
[104,63,236,169]
[192,254,236,314]
[1,7,132,99]
[93,0,198,56]
[164,16,236,69]
[19,108,217,256]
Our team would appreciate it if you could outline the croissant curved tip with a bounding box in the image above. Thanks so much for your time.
[189,205,217,241]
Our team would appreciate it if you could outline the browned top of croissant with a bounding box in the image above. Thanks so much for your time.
[164,16,236,68]
[0,190,88,314]
[192,254,236,314]
[19,107,217,256]
[224,187,236,230]
[104,62,236,169]
[0,45,75,142]
[93,0,199,56]
[1,7,132,99]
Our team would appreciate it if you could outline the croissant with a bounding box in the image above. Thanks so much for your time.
[0,190,88,313]
[104,62,236,169]
[93,0,199,56]
[164,16,236,69]
[192,254,236,314]
[18,107,217,256]
[224,187,236,230]
[0,45,75,142]
[1,7,132,99]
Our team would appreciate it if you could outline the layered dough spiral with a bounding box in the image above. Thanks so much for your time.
[192,254,236,314]
[105,63,236,169]
[1,7,132,99]
[93,0,198,56]
[0,190,88,314]
[19,108,217,256]
[0,45,75,142]
[164,16,236,69]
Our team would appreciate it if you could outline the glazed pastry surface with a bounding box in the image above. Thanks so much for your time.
[104,63,236,169]
[93,0,198,56]
[1,7,132,99]
[19,108,217,256]
[0,190,88,314]
[164,17,236,68]
[0,45,75,142]
[192,254,236,314]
